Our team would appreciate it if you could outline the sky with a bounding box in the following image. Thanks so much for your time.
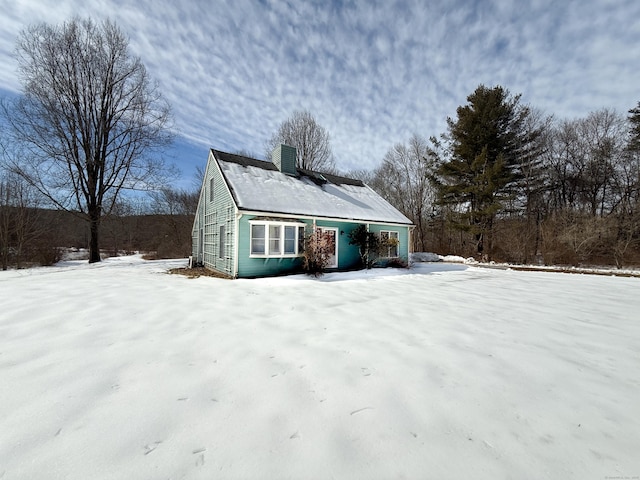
[1,0,639,185]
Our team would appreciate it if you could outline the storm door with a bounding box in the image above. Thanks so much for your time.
[317,227,338,268]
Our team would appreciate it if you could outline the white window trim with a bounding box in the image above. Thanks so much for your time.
[380,230,399,257]
[250,220,306,258]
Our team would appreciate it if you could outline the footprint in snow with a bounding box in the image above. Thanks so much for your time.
[350,407,373,416]
[143,441,162,455]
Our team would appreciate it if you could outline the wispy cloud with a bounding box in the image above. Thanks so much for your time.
[1,0,639,176]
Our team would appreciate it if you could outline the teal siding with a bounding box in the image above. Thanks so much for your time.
[236,215,304,277]
[235,216,402,278]
[191,152,236,276]
[314,219,361,270]
[271,144,296,175]
[368,224,410,260]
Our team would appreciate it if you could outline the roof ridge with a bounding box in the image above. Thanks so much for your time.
[212,148,364,186]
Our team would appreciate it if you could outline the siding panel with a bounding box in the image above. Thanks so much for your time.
[192,152,236,276]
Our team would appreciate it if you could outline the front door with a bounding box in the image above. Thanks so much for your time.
[318,227,338,268]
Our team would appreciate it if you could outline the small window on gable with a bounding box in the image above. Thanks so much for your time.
[210,178,215,202]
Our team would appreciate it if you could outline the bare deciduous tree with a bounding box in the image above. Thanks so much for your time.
[266,110,335,172]
[2,17,173,263]
[371,134,439,251]
[0,172,43,269]
[149,187,199,258]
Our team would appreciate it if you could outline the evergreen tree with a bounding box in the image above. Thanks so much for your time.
[436,85,540,258]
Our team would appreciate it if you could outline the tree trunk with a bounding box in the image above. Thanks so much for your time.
[476,231,484,255]
[89,208,101,263]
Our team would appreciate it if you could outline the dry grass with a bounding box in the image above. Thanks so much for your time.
[168,266,232,279]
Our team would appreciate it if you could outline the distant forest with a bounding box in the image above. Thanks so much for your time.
[1,17,638,270]
[3,86,640,270]
[0,188,196,270]
[354,87,640,269]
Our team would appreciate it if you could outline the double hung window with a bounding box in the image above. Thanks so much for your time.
[380,230,399,257]
[269,225,281,255]
[250,221,306,257]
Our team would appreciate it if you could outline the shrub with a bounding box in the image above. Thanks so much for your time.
[347,224,379,268]
[302,229,335,276]
[385,257,408,268]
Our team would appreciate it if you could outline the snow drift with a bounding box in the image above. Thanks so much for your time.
[1,256,639,479]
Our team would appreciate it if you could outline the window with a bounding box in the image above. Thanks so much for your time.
[219,225,225,258]
[269,225,281,255]
[251,224,265,255]
[250,220,306,257]
[380,230,399,257]
[209,178,215,202]
[284,226,296,254]
[298,226,306,253]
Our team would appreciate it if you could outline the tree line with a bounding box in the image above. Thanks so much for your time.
[2,17,638,269]
[365,86,640,267]
[0,173,198,269]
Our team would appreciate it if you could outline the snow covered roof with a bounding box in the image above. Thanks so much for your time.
[213,150,413,225]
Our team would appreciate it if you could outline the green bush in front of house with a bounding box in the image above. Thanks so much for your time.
[347,224,380,269]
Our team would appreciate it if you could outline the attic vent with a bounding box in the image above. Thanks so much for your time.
[307,171,328,185]
[271,144,297,176]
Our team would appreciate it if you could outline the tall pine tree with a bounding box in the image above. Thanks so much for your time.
[436,85,540,259]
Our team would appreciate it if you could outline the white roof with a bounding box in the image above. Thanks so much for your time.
[214,151,412,225]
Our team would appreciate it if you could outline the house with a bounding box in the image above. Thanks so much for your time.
[191,145,413,278]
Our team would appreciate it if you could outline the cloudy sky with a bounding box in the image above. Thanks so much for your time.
[1,0,639,183]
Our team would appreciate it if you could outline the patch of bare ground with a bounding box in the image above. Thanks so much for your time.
[168,267,232,279]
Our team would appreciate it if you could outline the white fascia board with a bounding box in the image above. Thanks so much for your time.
[238,209,413,228]
[192,155,212,237]
[211,150,240,212]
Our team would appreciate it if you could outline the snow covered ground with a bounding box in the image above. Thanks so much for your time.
[1,255,639,480]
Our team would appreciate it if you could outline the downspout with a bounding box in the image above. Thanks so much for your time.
[202,183,207,266]
[313,218,317,255]
[234,210,241,278]
[409,225,414,257]
[366,223,370,269]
